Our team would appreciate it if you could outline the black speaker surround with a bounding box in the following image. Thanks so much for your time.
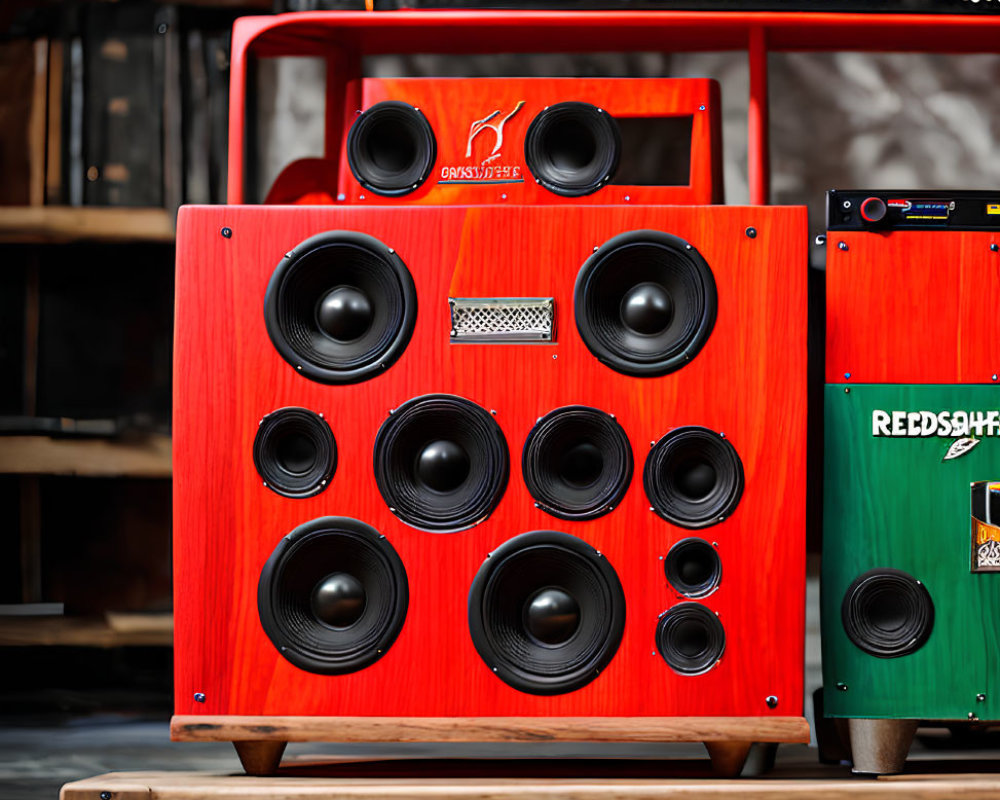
[521,405,633,521]
[664,537,722,598]
[347,101,437,197]
[644,426,744,529]
[574,230,717,377]
[264,231,417,385]
[656,602,725,676]
[524,102,621,197]
[373,394,510,532]
[257,516,408,675]
[841,568,934,659]
[468,530,626,696]
[252,407,337,498]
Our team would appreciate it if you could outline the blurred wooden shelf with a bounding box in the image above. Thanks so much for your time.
[0,206,175,244]
[0,433,172,477]
[0,613,173,647]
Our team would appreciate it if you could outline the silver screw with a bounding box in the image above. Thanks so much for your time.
[836,682,848,691]
[337,193,346,201]
[814,234,826,246]
[977,693,987,702]
[194,692,206,703]
[991,244,999,252]
[842,200,852,209]
[698,104,706,111]
[838,241,849,251]
[745,227,757,239]
[220,227,232,238]
[765,695,778,709]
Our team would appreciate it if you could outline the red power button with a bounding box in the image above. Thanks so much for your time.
[860,196,888,223]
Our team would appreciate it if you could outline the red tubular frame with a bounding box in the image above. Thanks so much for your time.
[226,10,1000,207]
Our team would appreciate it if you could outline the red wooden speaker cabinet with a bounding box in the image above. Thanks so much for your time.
[266,78,722,207]
[171,203,808,775]
[826,190,1000,385]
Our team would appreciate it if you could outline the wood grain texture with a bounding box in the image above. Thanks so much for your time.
[235,741,288,776]
[173,205,807,721]
[58,768,1000,800]
[822,384,1000,722]
[171,716,809,743]
[825,230,1000,384]
[328,78,720,207]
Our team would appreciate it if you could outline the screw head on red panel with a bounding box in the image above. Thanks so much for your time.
[765,695,778,709]
[193,692,206,703]
[220,227,232,239]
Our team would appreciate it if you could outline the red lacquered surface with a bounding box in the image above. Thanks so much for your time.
[173,204,807,719]
[226,11,1000,207]
[826,229,1000,384]
[288,78,720,206]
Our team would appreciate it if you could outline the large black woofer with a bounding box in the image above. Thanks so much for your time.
[347,101,436,196]
[264,231,417,385]
[522,406,632,521]
[253,407,336,498]
[574,230,717,377]
[468,530,626,695]
[373,394,509,532]
[664,538,722,598]
[841,568,934,658]
[656,602,725,675]
[258,517,408,675]
[524,102,620,197]
[644,426,743,529]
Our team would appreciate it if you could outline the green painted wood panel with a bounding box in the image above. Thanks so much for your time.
[823,384,1000,720]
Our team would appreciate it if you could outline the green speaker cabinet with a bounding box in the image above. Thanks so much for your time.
[823,383,1000,773]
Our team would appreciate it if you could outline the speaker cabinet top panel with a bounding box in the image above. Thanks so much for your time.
[269,78,721,206]
[826,190,1000,384]
[173,203,806,719]
[822,383,1000,721]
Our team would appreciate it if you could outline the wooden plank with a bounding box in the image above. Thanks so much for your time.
[57,768,1000,800]
[0,434,172,477]
[171,716,810,744]
[0,615,172,647]
[0,206,174,244]
[29,39,48,207]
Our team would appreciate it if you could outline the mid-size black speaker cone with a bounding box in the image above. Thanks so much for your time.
[522,406,633,521]
[524,102,620,197]
[656,602,725,675]
[258,516,408,675]
[841,568,934,658]
[574,230,717,377]
[252,407,337,498]
[644,426,743,529]
[373,394,509,532]
[347,101,437,196]
[664,538,722,598]
[264,231,417,385]
[468,530,626,695]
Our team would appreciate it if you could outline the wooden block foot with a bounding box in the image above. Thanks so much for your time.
[847,717,918,775]
[233,740,287,776]
[704,740,753,777]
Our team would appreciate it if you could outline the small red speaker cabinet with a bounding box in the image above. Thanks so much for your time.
[172,203,808,776]
[826,190,1000,385]
[266,78,722,207]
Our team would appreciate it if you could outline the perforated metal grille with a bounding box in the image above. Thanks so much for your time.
[449,298,554,342]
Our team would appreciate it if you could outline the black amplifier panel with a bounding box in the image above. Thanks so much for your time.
[828,189,1000,232]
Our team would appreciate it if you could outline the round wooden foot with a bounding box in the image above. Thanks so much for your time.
[233,740,287,776]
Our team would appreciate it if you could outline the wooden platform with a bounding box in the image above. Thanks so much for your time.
[58,758,1000,800]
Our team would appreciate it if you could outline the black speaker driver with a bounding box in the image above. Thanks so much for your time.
[257,516,408,675]
[347,101,437,197]
[373,394,509,532]
[524,102,620,197]
[644,426,744,529]
[574,230,717,377]
[264,231,417,385]
[468,530,626,696]
[253,407,337,498]
[664,538,722,598]
[841,568,934,658]
[522,405,633,521]
[656,602,725,676]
